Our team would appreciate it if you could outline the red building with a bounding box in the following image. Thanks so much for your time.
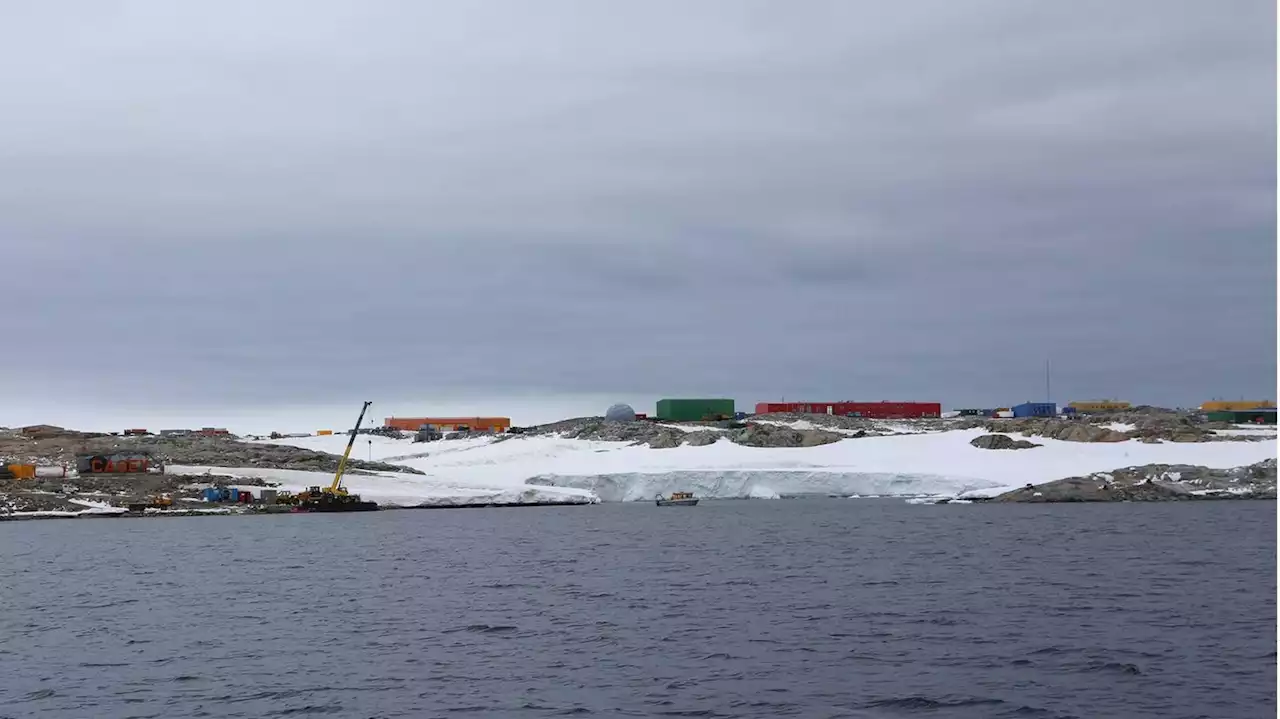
[754,401,941,419]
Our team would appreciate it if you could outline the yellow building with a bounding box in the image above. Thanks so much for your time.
[1068,400,1131,413]
[1200,400,1275,412]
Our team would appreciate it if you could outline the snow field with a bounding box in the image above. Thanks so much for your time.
[228,429,1277,504]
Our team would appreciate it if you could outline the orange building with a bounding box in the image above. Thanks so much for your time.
[384,416,512,432]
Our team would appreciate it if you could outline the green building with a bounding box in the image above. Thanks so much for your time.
[656,398,735,422]
[1206,409,1276,424]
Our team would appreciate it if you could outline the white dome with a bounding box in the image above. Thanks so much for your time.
[605,403,637,422]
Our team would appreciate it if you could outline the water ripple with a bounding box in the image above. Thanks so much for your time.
[0,500,1273,718]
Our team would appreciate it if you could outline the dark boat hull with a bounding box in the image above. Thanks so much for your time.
[293,495,380,512]
[294,502,378,513]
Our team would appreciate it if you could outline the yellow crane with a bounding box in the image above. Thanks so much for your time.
[327,400,372,496]
[295,401,379,512]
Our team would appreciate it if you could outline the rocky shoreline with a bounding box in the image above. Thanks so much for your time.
[0,425,429,517]
[972,458,1277,503]
[0,411,1274,517]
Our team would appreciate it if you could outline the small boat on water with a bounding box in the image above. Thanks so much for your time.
[656,491,698,507]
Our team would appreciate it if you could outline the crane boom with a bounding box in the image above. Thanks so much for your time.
[328,401,372,494]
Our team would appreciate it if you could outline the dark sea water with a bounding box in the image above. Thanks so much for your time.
[1,500,1274,719]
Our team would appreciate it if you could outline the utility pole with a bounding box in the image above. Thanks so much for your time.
[1046,359,1052,404]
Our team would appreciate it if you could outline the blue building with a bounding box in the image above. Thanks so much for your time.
[1013,402,1056,418]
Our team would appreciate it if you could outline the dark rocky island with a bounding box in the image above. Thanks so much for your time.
[984,459,1276,503]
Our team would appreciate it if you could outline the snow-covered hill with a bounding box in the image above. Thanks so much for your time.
[174,427,1280,507]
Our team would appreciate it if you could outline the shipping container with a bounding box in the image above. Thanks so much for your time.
[656,398,736,422]
[6,464,36,479]
[1207,409,1276,424]
[316,430,334,436]
[258,489,278,504]
[994,410,1014,418]
[750,401,941,419]
[34,466,66,478]
[1200,400,1276,412]
[1068,400,1131,413]
[1012,402,1056,418]
[123,428,149,436]
[384,416,512,432]
[75,452,153,475]
[202,487,223,502]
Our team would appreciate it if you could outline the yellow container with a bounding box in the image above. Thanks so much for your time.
[7,464,36,479]
[316,430,333,436]
[1068,400,1132,412]
[1201,400,1275,412]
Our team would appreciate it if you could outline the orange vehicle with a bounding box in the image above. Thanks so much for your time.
[384,416,512,432]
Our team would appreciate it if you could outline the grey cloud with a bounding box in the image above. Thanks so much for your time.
[0,0,1273,420]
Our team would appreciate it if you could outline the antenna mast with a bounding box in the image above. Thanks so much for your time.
[1046,359,1052,404]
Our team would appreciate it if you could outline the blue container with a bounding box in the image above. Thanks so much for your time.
[1013,402,1056,418]
[981,409,997,417]
[734,412,747,421]
[1061,406,1077,415]
[202,487,222,502]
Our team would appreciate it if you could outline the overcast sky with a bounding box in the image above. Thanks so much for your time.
[1,1,1275,428]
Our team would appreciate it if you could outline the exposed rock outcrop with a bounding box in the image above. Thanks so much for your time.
[988,458,1277,502]
[522,417,844,449]
[685,431,722,447]
[730,422,843,448]
[977,418,1129,443]
[1122,417,1214,443]
[552,419,695,448]
[0,432,425,475]
[991,478,1196,503]
[970,434,1041,450]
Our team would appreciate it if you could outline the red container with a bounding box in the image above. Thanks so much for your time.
[81,456,150,474]
[755,403,792,414]
[237,490,252,503]
[753,401,941,419]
